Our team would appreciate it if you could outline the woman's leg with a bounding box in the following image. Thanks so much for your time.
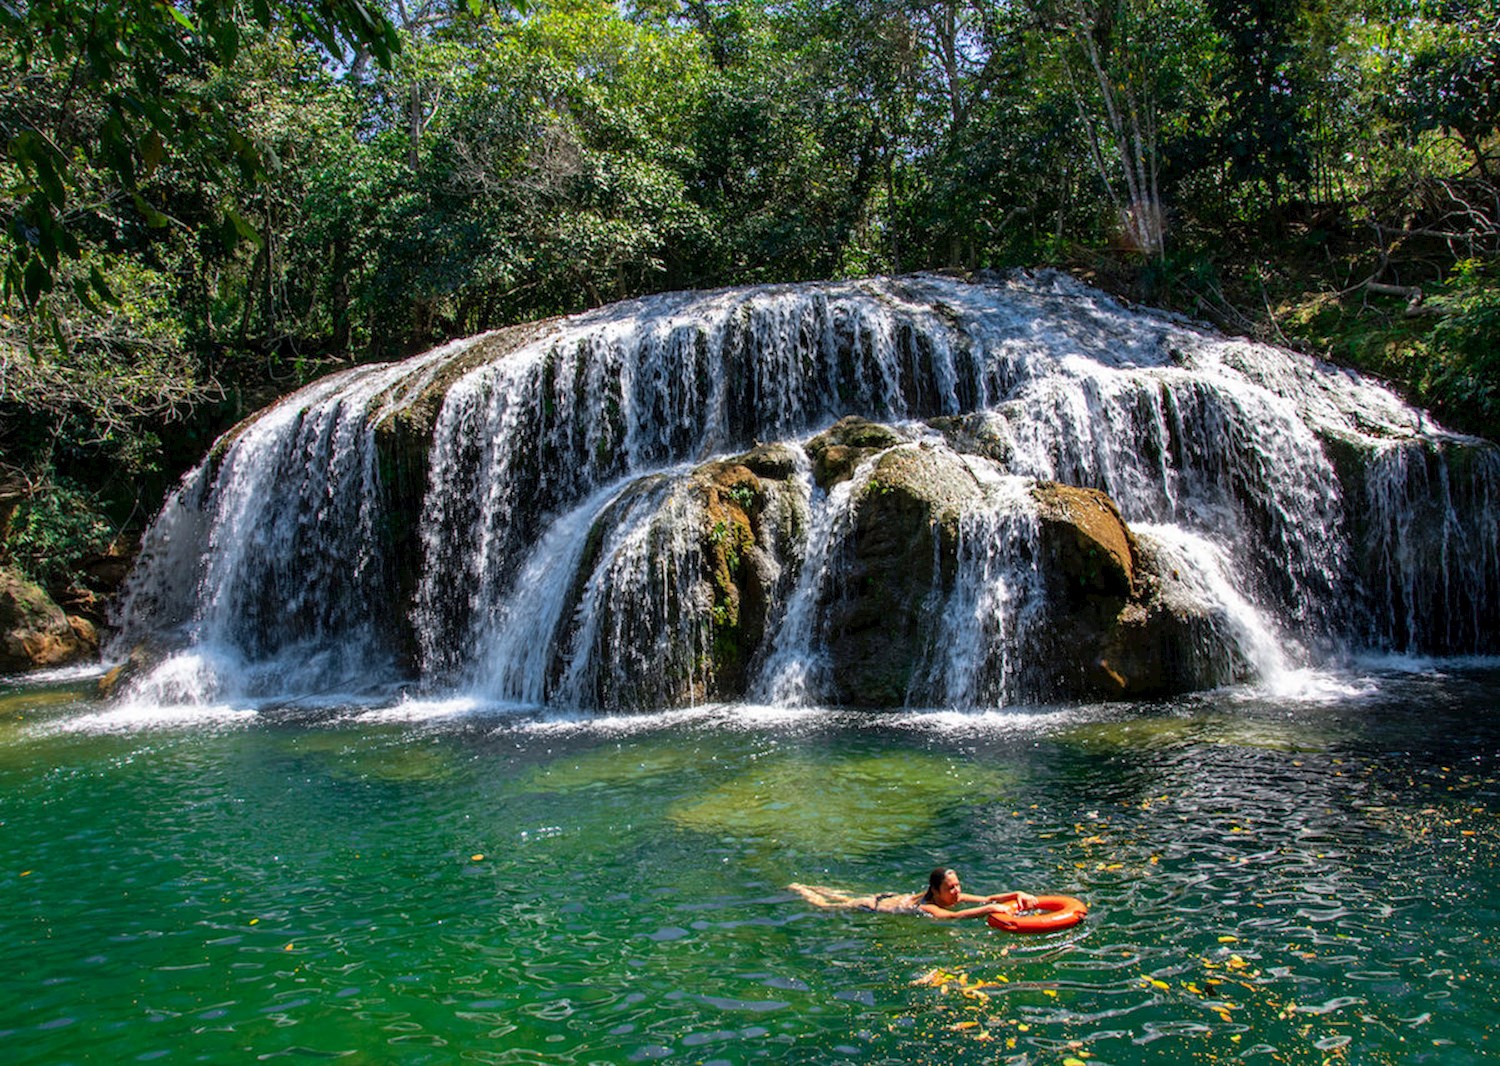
[788,883,870,909]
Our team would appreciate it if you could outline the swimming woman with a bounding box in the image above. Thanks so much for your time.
[788,868,1039,920]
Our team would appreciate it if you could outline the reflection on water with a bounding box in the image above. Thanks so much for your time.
[0,667,1497,1063]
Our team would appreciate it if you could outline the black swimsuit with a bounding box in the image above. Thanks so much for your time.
[871,892,925,915]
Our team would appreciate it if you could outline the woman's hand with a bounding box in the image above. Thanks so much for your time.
[986,891,1041,908]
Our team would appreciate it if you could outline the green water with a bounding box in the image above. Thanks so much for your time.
[2,668,1498,1064]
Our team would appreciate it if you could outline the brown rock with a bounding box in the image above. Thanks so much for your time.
[1,566,91,672]
[1031,482,1136,599]
[805,416,905,488]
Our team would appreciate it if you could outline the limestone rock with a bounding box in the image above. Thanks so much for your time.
[1023,487,1246,699]
[1031,482,1136,599]
[805,416,905,489]
[927,412,1012,466]
[1,566,94,672]
[823,443,986,706]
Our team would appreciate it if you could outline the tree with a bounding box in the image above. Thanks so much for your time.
[0,0,401,313]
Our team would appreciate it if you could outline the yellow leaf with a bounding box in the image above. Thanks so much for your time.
[1044,989,1058,997]
[249,918,259,925]
[1218,935,1237,943]
[1065,1059,1087,1066]
[284,943,294,951]
[471,854,485,861]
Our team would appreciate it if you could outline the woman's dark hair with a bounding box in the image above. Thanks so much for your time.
[923,867,954,902]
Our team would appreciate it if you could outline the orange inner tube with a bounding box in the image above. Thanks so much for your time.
[986,895,1088,933]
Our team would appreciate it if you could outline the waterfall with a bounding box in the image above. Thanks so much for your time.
[111,341,475,702]
[111,272,1500,710]
[927,468,1047,707]
[1360,439,1500,653]
[750,449,869,706]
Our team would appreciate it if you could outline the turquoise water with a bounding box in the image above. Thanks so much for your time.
[2,668,1498,1064]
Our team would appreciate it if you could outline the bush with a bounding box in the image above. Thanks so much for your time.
[2,478,117,593]
[1423,260,1500,432]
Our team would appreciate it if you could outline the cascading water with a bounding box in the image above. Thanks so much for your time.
[751,449,873,706]
[925,467,1047,708]
[110,272,1500,710]
[112,340,475,701]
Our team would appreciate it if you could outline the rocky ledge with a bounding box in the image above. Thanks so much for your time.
[1,566,98,674]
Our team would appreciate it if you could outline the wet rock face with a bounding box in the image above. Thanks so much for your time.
[811,453,1246,705]
[1096,539,1255,698]
[821,444,983,706]
[1322,432,1500,654]
[697,461,773,697]
[1,567,96,672]
[805,416,905,489]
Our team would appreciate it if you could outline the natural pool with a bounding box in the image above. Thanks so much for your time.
[2,666,1497,1064]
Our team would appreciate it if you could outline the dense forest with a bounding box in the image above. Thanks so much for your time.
[1,0,1497,625]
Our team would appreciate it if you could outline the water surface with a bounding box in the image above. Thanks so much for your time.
[2,666,1497,1063]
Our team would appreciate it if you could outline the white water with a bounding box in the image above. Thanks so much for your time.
[929,467,1046,707]
[110,272,1500,710]
[751,448,877,705]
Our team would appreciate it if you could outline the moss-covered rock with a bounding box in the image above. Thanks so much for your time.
[1,566,95,672]
[1031,482,1136,600]
[697,461,769,694]
[823,443,985,706]
[805,416,905,489]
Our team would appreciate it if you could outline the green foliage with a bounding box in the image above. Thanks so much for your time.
[3,478,116,591]
[726,483,757,511]
[0,0,1498,613]
[0,0,400,312]
[1278,256,1500,438]
[1423,260,1500,428]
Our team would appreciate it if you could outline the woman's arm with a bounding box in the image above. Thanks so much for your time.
[919,902,1009,920]
[984,891,1039,907]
